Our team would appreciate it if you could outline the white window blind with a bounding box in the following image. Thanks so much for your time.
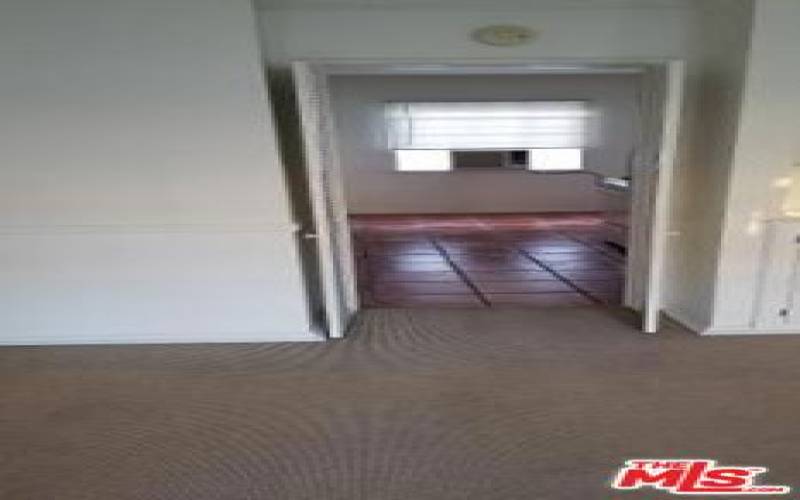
[387,101,597,150]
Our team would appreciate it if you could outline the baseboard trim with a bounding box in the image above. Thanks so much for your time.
[658,310,800,336]
[0,222,301,236]
[0,328,326,346]
[702,326,800,336]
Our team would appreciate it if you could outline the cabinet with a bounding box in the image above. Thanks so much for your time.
[754,219,800,329]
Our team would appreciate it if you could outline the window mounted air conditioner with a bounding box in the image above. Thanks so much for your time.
[451,150,529,170]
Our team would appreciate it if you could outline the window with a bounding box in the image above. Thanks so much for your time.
[395,148,583,172]
[387,101,595,172]
[528,148,583,171]
[395,149,451,172]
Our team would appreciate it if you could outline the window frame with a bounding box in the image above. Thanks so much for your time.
[392,147,586,173]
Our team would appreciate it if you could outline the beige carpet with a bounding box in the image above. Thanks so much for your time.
[2,307,799,499]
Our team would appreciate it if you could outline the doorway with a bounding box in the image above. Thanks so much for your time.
[287,60,684,337]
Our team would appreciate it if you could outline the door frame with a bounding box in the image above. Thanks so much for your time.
[293,58,685,335]
[641,60,684,333]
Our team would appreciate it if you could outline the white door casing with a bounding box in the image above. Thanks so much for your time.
[642,61,685,333]
[627,62,685,333]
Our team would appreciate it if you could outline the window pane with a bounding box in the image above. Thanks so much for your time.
[528,148,583,171]
[395,149,451,172]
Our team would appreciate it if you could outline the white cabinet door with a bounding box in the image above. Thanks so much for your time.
[754,220,800,329]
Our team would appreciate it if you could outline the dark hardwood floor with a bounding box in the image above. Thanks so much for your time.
[350,213,625,308]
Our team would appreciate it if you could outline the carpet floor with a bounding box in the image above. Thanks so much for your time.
[2,308,799,499]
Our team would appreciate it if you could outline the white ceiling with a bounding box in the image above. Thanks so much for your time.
[256,0,697,11]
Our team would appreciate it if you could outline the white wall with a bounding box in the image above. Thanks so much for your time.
[0,0,765,343]
[328,73,640,214]
[661,0,753,332]
[0,0,314,343]
[709,0,800,332]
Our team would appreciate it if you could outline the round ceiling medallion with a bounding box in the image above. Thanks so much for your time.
[472,25,537,47]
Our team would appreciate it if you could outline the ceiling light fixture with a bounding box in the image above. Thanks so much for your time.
[471,25,537,47]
